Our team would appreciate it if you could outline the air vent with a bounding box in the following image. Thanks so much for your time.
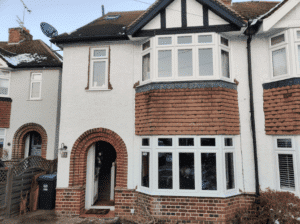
[105,15,121,20]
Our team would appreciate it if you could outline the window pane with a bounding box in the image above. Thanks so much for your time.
[158,138,172,146]
[142,53,150,81]
[179,153,195,190]
[0,138,3,151]
[142,138,149,146]
[0,129,5,136]
[31,82,41,98]
[277,139,292,148]
[202,153,217,190]
[221,50,230,78]
[141,152,150,188]
[278,154,295,190]
[224,138,233,147]
[179,138,194,146]
[158,37,172,45]
[178,49,193,77]
[32,74,42,80]
[158,50,172,77]
[225,153,235,190]
[201,138,216,146]
[178,36,192,44]
[272,48,287,77]
[94,50,106,57]
[143,41,150,51]
[199,48,213,76]
[158,153,173,189]
[271,34,285,46]
[221,37,229,46]
[93,61,106,87]
[297,31,300,39]
[298,45,300,68]
[198,35,212,44]
[0,78,9,95]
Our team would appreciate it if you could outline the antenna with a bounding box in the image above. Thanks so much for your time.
[102,5,105,17]
[17,0,31,29]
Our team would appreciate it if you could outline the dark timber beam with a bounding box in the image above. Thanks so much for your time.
[203,5,208,27]
[181,0,187,28]
[161,9,166,29]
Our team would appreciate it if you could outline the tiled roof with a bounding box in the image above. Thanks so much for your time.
[52,11,145,43]
[231,1,280,20]
[0,40,62,68]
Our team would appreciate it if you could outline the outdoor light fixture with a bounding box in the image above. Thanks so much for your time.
[59,143,68,158]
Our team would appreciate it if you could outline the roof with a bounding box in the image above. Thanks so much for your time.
[231,1,280,20]
[0,40,62,68]
[51,11,145,44]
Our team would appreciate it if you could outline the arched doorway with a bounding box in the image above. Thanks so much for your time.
[86,141,117,209]
[24,131,42,157]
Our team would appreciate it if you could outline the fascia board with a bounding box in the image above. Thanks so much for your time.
[262,0,299,32]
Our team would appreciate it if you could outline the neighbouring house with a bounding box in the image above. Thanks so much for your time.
[0,27,62,161]
[51,0,300,222]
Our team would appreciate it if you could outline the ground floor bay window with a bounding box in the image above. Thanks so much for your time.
[139,136,237,197]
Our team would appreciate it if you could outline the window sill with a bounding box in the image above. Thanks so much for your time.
[27,99,43,101]
[264,74,291,83]
[86,89,112,92]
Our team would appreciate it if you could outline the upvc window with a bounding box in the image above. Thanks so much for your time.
[0,129,5,154]
[220,36,230,79]
[30,73,42,100]
[274,137,297,191]
[0,70,10,97]
[270,32,289,78]
[89,47,109,90]
[294,29,300,74]
[139,136,237,197]
[142,40,152,82]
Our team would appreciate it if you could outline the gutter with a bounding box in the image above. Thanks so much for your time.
[244,20,262,197]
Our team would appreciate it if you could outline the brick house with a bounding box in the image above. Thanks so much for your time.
[51,0,300,223]
[0,27,62,161]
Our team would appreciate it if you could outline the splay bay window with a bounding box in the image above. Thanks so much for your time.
[140,136,236,196]
[141,33,231,83]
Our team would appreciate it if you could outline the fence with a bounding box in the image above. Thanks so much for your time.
[0,156,57,218]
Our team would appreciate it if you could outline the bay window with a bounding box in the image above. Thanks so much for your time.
[139,136,237,196]
[0,69,10,97]
[141,33,230,83]
[270,32,288,78]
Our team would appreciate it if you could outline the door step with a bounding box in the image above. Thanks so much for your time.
[80,209,115,218]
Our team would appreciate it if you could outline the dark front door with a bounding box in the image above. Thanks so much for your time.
[29,132,42,156]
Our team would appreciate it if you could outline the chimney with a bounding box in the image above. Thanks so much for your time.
[8,27,33,44]
[222,0,232,6]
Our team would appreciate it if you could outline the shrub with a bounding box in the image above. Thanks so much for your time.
[232,188,300,224]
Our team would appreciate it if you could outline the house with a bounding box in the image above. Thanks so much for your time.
[0,27,62,161]
[51,0,300,222]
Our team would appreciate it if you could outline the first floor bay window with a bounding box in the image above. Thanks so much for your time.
[140,136,236,196]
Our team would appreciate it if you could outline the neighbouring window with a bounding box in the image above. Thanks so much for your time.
[199,48,213,76]
[142,53,151,81]
[202,153,217,190]
[179,153,195,190]
[158,153,173,189]
[225,153,235,190]
[0,70,10,97]
[278,154,295,190]
[0,129,5,153]
[141,152,150,188]
[221,50,230,78]
[89,48,109,89]
[30,73,42,99]
[178,49,193,77]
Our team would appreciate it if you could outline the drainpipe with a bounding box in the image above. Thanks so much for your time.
[244,20,261,197]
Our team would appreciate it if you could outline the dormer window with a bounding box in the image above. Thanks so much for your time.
[270,32,288,78]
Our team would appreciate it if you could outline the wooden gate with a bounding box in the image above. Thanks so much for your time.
[0,156,57,217]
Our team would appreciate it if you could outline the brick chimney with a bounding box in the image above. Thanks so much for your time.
[222,0,232,6]
[8,27,33,44]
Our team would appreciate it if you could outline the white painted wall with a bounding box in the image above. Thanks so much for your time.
[187,0,203,27]
[166,0,182,28]
[274,2,300,29]
[142,14,161,30]
[5,68,61,160]
[208,10,229,26]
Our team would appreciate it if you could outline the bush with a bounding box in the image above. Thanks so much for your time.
[232,188,300,224]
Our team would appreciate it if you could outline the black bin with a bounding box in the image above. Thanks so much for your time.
[37,174,57,210]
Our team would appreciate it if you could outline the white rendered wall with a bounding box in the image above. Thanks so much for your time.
[187,0,203,27]
[5,68,60,160]
[166,0,182,28]
[142,14,161,30]
[57,41,138,188]
[273,2,300,29]
[208,11,229,26]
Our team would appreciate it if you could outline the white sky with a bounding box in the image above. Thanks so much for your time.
[0,0,279,52]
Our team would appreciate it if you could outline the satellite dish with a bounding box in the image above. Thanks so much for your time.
[40,22,58,38]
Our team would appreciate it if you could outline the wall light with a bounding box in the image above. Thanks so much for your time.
[59,143,68,158]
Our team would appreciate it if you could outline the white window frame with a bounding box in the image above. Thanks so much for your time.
[140,150,152,192]
[219,36,231,81]
[141,136,152,148]
[0,69,10,97]
[89,47,109,90]
[176,34,194,45]
[156,48,175,80]
[274,136,298,192]
[138,136,237,197]
[293,29,300,75]
[223,136,235,149]
[0,129,6,156]
[175,46,195,80]
[141,40,152,83]
[269,31,290,80]
[29,73,42,100]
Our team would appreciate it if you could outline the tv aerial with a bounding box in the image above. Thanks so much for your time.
[40,22,59,50]
[16,0,31,29]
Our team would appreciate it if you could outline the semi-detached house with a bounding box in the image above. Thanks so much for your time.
[51,0,300,222]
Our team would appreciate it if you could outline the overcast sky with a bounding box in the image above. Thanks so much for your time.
[0,0,278,52]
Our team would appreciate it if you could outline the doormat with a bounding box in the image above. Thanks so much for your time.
[85,209,110,215]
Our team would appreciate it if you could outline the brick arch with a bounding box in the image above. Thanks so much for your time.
[69,128,128,189]
[12,123,48,159]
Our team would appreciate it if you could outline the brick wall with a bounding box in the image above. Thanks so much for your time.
[135,87,240,135]
[263,84,300,135]
[8,27,32,44]
[0,98,12,128]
